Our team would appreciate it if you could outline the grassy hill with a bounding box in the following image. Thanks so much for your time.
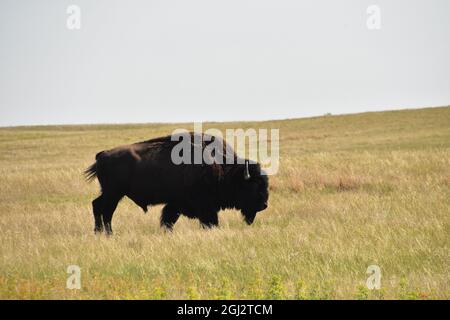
[0,106,449,299]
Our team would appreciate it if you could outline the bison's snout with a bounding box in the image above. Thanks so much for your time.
[256,201,268,212]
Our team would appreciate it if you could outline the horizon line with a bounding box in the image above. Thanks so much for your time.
[0,104,448,130]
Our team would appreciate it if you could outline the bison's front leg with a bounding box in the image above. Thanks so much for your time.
[199,211,219,229]
[160,204,180,231]
[101,193,122,236]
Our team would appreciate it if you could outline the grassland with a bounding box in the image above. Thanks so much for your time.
[0,106,449,299]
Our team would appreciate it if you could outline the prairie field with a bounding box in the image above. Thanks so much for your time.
[0,106,449,299]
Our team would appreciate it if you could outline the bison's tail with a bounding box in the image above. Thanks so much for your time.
[84,162,97,182]
[85,151,106,182]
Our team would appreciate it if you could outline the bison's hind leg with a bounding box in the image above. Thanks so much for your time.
[92,196,104,234]
[160,204,180,231]
[199,211,219,229]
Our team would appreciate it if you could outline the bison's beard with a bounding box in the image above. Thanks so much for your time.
[242,210,257,225]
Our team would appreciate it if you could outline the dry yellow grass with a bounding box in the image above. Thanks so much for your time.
[0,106,449,299]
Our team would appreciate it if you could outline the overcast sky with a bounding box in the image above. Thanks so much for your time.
[0,0,449,126]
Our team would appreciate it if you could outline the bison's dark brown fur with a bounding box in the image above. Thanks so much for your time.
[85,133,269,234]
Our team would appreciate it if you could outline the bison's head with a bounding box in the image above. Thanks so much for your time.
[237,160,269,225]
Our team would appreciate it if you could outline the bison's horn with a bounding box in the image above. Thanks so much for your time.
[244,160,251,180]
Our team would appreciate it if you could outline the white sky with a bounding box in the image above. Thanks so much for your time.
[0,0,449,126]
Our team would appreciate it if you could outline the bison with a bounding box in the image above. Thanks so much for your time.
[85,132,269,234]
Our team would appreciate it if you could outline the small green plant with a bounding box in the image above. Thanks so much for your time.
[294,280,308,300]
[307,282,335,300]
[151,286,167,300]
[398,277,419,300]
[245,274,265,299]
[355,285,370,300]
[308,284,320,300]
[266,275,286,300]
[186,286,200,300]
[371,288,385,300]
[215,278,234,300]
